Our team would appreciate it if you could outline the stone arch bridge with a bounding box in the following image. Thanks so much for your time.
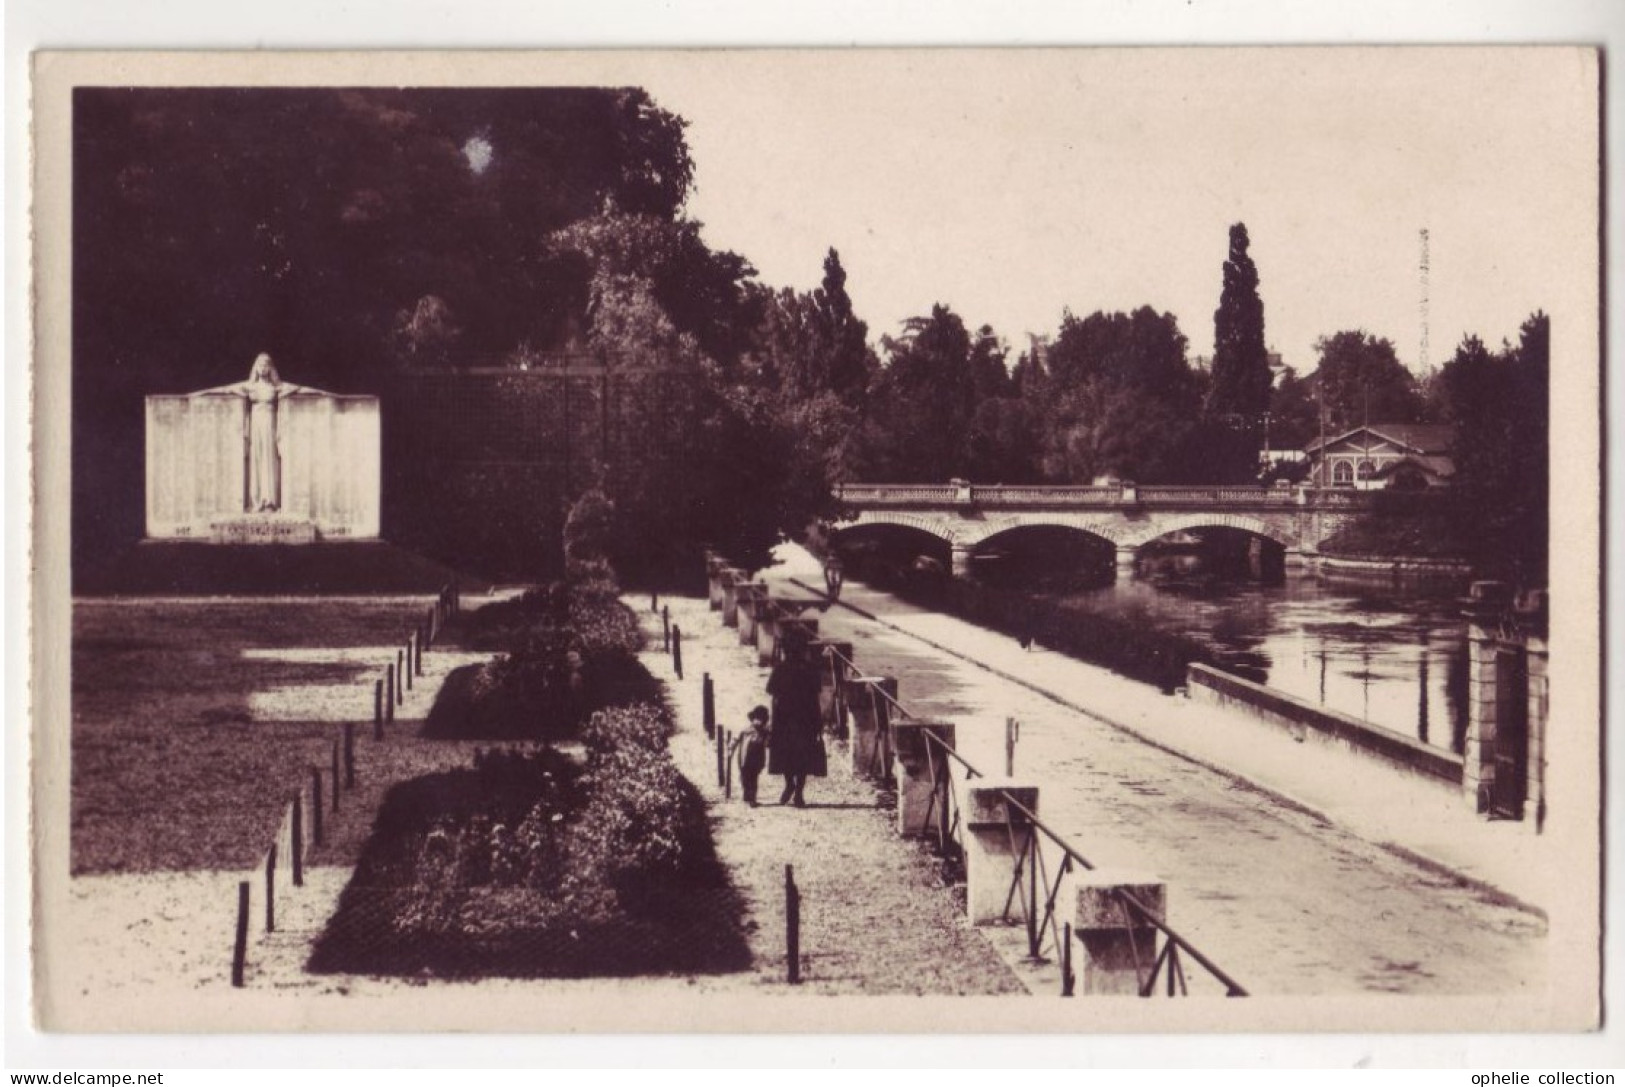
[833,481,1387,577]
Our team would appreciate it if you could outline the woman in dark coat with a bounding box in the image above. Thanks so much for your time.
[766,635,827,806]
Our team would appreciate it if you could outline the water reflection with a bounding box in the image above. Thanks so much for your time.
[1031,551,1469,753]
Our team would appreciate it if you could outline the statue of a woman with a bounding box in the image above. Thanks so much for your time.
[196,354,313,512]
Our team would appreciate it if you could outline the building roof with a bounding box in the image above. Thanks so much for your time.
[1305,423,1454,456]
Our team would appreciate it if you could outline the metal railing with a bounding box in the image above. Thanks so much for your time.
[824,645,1248,998]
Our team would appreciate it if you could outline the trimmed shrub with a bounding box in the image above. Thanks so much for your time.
[427,581,656,741]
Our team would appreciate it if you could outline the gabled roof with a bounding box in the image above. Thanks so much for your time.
[1306,423,1454,456]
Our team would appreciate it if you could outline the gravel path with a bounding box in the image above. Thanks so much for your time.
[646,597,1026,997]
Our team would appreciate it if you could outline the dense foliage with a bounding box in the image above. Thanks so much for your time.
[1313,331,1429,431]
[74,89,1548,591]
[1432,314,1550,583]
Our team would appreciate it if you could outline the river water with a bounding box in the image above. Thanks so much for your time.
[1050,555,1469,753]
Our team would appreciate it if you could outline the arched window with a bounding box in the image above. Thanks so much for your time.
[1356,459,1375,481]
[1332,460,1354,486]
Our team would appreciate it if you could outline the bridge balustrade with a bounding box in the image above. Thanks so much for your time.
[837,482,1380,511]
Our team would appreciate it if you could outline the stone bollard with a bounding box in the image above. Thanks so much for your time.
[1072,873,1168,995]
[720,568,746,628]
[963,781,1040,924]
[737,584,766,646]
[812,640,854,738]
[846,676,897,781]
[755,603,782,666]
[707,556,728,611]
[890,719,955,838]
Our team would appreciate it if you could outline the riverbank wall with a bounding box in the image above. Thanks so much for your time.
[1186,663,1464,792]
[1313,553,1472,590]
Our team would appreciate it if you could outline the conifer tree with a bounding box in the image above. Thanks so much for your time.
[1205,222,1272,479]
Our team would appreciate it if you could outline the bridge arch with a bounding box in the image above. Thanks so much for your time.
[955,513,1130,549]
[964,520,1121,552]
[831,511,960,547]
[1121,512,1298,551]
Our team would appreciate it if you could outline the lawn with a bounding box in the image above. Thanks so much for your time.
[71,597,439,874]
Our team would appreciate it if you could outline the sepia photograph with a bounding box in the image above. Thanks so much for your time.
[25,44,1603,1047]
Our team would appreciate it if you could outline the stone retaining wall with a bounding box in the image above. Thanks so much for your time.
[1186,663,1463,788]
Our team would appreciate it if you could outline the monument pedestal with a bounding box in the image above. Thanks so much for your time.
[210,514,318,545]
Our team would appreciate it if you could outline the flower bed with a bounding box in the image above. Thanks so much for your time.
[422,579,661,741]
[309,707,747,978]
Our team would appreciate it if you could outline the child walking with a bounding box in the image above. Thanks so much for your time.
[730,705,771,806]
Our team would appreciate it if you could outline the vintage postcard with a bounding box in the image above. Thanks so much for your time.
[29,48,1602,1037]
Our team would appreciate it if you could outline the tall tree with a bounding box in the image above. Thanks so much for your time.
[814,248,873,405]
[1205,223,1272,480]
[1206,223,1272,418]
[1313,330,1426,432]
[1435,313,1549,584]
[1032,307,1205,483]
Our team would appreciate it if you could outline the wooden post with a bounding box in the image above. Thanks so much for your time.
[310,768,324,846]
[395,654,404,704]
[344,722,356,788]
[716,726,726,787]
[415,628,424,676]
[331,739,342,806]
[786,865,801,985]
[404,641,413,692]
[651,591,658,613]
[1026,834,1040,959]
[265,845,277,932]
[1062,922,1075,997]
[386,665,396,723]
[1006,717,1019,778]
[724,730,734,799]
[291,795,304,888]
[662,606,670,652]
[702,673,716,738]
[373,680,384,740]
[231,881,250,988]
[672,626,684,680]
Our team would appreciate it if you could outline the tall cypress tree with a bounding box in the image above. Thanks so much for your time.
[1207,223,1271,416]
[1205,223,1272,479]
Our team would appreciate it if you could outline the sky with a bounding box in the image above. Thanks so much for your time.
[645,49,1597,372]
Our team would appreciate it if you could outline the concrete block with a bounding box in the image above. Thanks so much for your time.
[891,720,955,838]
[720,568,744,627]
[963,779,1038,924]
[847,676,897,780]
[1073,871,1168,996]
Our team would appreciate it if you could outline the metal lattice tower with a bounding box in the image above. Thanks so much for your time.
[1418,228,1431,374]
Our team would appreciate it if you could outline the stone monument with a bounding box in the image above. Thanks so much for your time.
[145,354,381,543]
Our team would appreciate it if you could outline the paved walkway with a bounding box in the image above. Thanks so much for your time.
[743,548,1563,1000]
[643,597,1025,997]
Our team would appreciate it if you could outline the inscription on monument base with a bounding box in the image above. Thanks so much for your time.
[210,515,319,545]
